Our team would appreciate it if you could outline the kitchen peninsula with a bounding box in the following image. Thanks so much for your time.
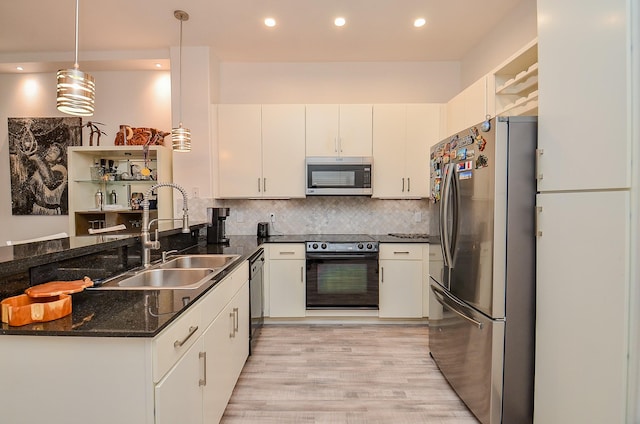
[0,226,259,424]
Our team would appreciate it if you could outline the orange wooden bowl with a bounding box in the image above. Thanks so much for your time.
[1,294,72,327]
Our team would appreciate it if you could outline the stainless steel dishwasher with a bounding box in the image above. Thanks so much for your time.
[248,248,264,354]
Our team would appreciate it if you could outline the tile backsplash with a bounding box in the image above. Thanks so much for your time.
[187,197,431,235]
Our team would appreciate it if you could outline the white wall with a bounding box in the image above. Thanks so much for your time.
[460,0,537,88]
[218,61,460,104]
[0,70,171,244]
[170,46,214,200]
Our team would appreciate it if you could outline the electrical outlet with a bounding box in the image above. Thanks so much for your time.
[269,212,276,222]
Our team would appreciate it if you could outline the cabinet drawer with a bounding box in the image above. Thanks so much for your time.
[153,301,202,382]
[269,243,305,260]
[379,243,423,260]
[199,261,249,328]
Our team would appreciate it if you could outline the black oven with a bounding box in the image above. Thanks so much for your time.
[305,239,379,309]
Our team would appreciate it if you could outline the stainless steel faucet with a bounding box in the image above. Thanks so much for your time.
[141,182,190,268]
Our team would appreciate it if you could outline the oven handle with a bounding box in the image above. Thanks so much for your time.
[305,253,378,260]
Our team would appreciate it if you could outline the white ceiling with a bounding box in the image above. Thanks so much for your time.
[0,0,524,72]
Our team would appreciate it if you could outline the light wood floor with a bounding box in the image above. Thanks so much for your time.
[221,324,480,424]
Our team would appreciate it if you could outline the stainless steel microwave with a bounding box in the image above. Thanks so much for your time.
[305,157,372,195]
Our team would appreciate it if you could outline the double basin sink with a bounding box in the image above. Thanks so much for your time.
[94,254,241,290]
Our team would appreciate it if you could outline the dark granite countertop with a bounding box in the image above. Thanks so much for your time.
[0,221,207,279]
[0,235,262,338]
[263,234,431,243]
[0,233,428,338]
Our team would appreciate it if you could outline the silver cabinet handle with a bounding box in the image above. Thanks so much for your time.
[229,312,235,338]
[279,251,295,255]
[338,136,343,153]
[300,266,304,282]
[199,351,207,386]
[174,325,198,348]
[535,148,544,181]
[535,206,543,237]
[334,136,338,152]
[257,178,261,192]
[393,251,410,255]
[407,177,410,192]
[233,307,239,333]
[402,177,405,192]
[263,178,267,192]
[381,266,384,283]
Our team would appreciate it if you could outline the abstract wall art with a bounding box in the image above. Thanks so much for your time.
[8,117,82,215]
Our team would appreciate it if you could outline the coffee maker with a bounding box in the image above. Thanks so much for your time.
[207,207,230,244]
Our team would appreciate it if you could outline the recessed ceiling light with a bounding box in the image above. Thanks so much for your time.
[414,18,426,28]
[334,17,346,27]
[264,17,276,27]
[16,66,24,71]
[155,63,162,68]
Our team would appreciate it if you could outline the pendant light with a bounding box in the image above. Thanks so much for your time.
[57,0,95,117]
[172,10,191,152]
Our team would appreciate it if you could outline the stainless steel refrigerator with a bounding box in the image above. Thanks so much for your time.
[428,116,536,424]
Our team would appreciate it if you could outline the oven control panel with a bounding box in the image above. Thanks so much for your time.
[306,241,379,252]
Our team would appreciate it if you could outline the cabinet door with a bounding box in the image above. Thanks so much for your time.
[445,77,487,137]
[338,104,373,156]
[218,104,262,197]
[372,104,406,198]
[155,340,203,424]
[537,0,629,191]
[379,259,423,318]
[535,191,628,423]
[261,105,306,198]
[269,259,305,317]
[229,281,250,378]
[405,104,441,198]
[202,274,250,424]
[202,301,236,424]
[305,104,339,156]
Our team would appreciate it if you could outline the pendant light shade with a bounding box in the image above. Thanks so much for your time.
[172,10,191,152]
[172,123,191,152]
[57,0,95,116]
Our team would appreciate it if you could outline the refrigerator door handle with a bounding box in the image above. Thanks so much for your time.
[449,164,460,265]
[431,284,483,329]
[441,163,455,268]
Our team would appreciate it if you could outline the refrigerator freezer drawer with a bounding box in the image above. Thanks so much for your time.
[429,281,504,424]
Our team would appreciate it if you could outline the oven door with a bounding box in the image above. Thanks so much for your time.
[305,252,379,308]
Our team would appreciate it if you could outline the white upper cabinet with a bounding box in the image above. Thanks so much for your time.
[306,104,373,157]
[445,77,490,138]
[537,0,630,191]
[218,104,262,198]
[372,104,442,198]
[217,104,306,198]
[261,104,306,198]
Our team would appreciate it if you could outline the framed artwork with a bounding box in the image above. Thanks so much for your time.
[8,117,82,215]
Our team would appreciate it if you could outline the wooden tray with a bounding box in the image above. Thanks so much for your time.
[25,277,93,298]
[1,294,71,327]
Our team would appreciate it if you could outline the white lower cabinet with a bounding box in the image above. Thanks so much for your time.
[535,191,629,423]
[0,261,249,424]
[378,244,424,318]
[203,282,249,423]
[156,278,249,424]
[268,244,306,317]
[155,340,204,424]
